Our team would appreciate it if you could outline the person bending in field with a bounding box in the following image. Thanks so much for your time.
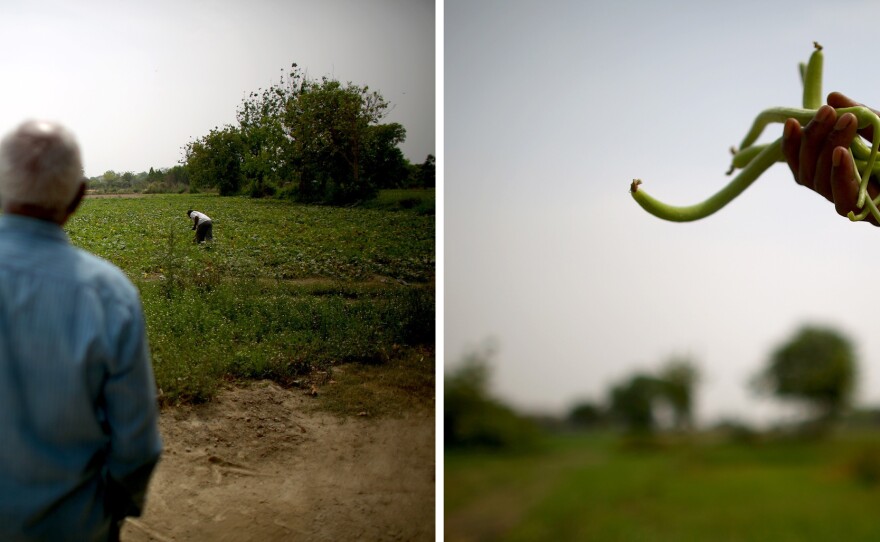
[782,91,880,226]
[0,120,163,541]
[187,209,213,243]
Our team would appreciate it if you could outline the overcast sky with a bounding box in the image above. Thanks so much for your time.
[0,0,434,177]
[445,0,880,425]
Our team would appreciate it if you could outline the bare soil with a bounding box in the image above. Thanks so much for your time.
[121,381,436,541]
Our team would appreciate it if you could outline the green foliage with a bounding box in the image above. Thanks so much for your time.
[567,401,607,429]
[362,123,410,189]
[180,63,417,203]
[657,357,700,430]
[445,348,542,451]
[236,67,299,197]
[754,325,857,423]
[89,165,191,195]
[845,443,880,487]
[607,358,700,433]
[288,77,388,203]
[184,126,244,195]
[608,374,662,432]
[410,154,435,188]
[65,194,435,404]
[362,188,435,215]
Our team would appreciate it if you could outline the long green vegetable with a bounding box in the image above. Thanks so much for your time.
[630,43,880,223]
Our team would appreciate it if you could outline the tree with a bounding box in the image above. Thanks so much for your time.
[608,374,662,432]
[412,154,435,188]
[184,126,244,196]
[362,123,409,189]
[286,76,391,203]
[235,66,301,197]
[181,62,412,201]
[567,401,606,429]
[445,346,542,451]
[656,357,700,430]
[754,325,857,425]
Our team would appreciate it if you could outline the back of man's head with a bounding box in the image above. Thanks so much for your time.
[0,120,83,211]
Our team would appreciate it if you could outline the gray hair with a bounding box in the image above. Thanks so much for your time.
[0,120,84,210]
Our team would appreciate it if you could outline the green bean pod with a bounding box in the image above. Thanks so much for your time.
[727,143,786,174]
[737,107,815,150]
[631,138,783,222]
[802,42,823,110]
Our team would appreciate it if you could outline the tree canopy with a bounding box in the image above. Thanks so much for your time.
[754,325,857,423]
[183,64,425,203]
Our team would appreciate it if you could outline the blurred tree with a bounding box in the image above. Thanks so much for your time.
[567,401,606,429]
[608,374,662,432]
[444,345,542,451]
[753,325,857,426]
[656,357,700,431]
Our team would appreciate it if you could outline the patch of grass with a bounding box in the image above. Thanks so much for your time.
[363,188,435,215]
[446,432,880,541]
[138,274,434,406]
[315,346,435,417]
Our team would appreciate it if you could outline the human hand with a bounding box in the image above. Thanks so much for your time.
[782,92,880,225]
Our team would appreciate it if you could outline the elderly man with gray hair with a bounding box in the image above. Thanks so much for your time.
[0,120,162,541]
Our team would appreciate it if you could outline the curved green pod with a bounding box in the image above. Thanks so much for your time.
[630,138,783,222]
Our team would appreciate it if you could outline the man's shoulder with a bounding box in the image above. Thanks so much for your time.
[68,247,140,302]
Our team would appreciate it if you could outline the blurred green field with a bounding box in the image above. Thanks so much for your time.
[446,432,880,541]
[65,192,435,406]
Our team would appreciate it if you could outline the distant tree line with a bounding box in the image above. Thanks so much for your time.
[87,64,434,203]
[446,325,860,451]
[570,325,856,435]
[87,166,191,194]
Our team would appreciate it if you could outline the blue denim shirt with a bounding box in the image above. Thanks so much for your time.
[0,215,162,541]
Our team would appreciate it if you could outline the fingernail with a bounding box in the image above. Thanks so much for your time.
[835,113,854,131]
[783,120,794,139]
[832,147,845,167]
[817,106,834,123]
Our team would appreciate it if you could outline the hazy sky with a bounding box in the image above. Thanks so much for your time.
[445,0,880,425]
[0,0,435,177]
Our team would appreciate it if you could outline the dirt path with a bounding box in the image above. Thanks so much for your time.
[121,381,436,541]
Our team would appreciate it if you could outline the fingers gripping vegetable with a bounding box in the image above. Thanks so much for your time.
[630,43,880,223]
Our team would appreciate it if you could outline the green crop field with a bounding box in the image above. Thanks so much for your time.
[66,192,436,407]
[445,432,880,541]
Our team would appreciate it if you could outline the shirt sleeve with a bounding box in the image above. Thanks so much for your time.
[102,295,162,519]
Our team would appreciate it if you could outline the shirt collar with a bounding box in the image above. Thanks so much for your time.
[0,214,70,243]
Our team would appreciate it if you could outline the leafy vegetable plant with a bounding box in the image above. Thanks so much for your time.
[630,43,880,223]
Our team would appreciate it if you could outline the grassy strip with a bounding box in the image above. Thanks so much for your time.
[446,432,880,540]
[140,278,434,404]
